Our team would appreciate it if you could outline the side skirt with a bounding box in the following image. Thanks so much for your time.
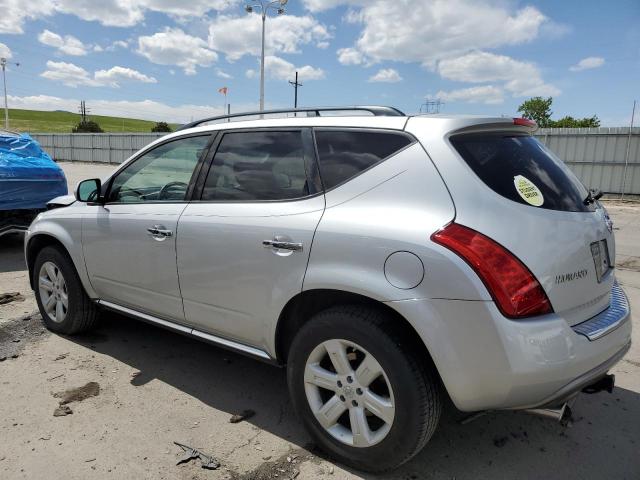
[97,300,277,364]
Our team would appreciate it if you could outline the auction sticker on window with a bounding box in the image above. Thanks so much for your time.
[513,175,544,206]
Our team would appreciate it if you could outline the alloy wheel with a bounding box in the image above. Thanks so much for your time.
[304,339,395,448]
[38,261,68,323]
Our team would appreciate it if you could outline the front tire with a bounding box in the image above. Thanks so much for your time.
[287,305,441,472]
[33,246,99,335]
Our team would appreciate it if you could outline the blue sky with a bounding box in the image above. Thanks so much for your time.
[0,0,638,125]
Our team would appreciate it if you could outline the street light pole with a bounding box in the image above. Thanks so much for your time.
[1,57,19,130]
[260,10,266,112]
[245,0,288,112]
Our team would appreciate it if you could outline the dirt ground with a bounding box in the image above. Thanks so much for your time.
[0,162,639,479]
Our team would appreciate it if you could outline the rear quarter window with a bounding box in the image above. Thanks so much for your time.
[450,133,594,212]
[314,130,413,190]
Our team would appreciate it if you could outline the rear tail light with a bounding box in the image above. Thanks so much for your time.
[431,223,552,318]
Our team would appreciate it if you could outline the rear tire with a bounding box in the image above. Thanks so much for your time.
[33,246,100,335]
[287,305,441,472]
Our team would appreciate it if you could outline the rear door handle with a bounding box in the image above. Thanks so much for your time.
[263,239,303,252]
[147,225,173,240]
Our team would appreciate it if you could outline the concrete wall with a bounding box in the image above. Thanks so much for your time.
[32,128,640,195]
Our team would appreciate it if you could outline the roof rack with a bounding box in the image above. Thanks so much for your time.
[178,105,406,131]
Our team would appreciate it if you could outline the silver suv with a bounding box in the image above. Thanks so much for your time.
[25,107,631,471]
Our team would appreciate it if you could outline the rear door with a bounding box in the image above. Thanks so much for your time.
[445,131,615,324]
[176,128,324,348]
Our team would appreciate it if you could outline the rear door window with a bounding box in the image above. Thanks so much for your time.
[450,133,594,212]
[314,130,413,190]
[201,131,310,201]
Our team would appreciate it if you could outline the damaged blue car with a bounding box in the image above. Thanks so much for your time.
[0,131,67,236]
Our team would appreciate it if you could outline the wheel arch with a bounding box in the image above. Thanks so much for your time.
[25,231,93,297]
[274,289,440,378]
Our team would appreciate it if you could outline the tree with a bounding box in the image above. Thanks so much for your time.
[517,96,553,128]
[151,121,173,133]
[551,115,600,128]
[72,120,104,133]
[517,97,601,128]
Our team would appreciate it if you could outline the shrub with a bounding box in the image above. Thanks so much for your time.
[72,120,104,133]
[151,121,173,133]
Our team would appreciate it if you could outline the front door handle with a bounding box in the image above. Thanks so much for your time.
[263,239,303,252]
[147,225,173,240]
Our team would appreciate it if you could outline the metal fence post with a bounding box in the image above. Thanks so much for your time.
[621,100,636,200]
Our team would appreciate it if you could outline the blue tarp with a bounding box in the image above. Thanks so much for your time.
[0,133,67,210]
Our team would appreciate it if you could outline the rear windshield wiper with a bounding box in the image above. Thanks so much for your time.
[583,188,603,205]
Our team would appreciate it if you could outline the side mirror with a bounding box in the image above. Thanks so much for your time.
[76,178,102,203]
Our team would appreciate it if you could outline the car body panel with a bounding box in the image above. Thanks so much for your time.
[81,203,188,320]
[177,195,325,350]
[24,203,97,297]
[386,293,631,411]
[303,142,490,302]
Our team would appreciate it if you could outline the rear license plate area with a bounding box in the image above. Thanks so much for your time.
[591,239,612,283]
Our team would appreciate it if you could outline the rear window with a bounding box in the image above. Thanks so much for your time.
[314,130,413,190]
[450,134,594,212]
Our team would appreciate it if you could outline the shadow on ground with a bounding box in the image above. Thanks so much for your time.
[63,312,639,480]
[0,233,27,274]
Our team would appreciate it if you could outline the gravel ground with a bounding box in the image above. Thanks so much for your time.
[0,162,639,479]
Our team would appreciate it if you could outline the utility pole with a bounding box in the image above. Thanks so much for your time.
[288,71,302,109]
[1,57,20,130]
[78,100,89,123]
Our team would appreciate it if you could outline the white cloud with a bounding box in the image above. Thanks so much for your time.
[137,28,218,75]
[368,68,402,83]
[208,14,331,61]
[337,47,365,66]
[333,0,547,67]
[40,61,97,87]
[40,61,156,88]
[0,43,12,59]
[0,0,55,34]
[104,40,130,52]
[7,94,256,124]
[94,66,157,87]
[38,29,89,56]
[0,0,236,33]
[246,56,324,81]
[437,51,559,97]
[303,0,364,12]
[570,56,605,72]
[432,85,505,104]
[216,69,233,79]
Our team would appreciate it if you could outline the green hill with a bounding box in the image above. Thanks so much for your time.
[3,109,180,133]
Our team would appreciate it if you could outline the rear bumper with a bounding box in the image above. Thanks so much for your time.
[385,281,632,411]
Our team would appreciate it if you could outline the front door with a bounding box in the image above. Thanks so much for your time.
[177,129,324,349]
[82,134,211,321]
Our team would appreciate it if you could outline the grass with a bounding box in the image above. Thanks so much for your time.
[3,109,179,133]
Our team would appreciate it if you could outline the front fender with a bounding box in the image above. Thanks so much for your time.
[25,214,97,298]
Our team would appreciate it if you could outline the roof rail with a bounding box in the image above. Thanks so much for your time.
[178,105,406,131]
